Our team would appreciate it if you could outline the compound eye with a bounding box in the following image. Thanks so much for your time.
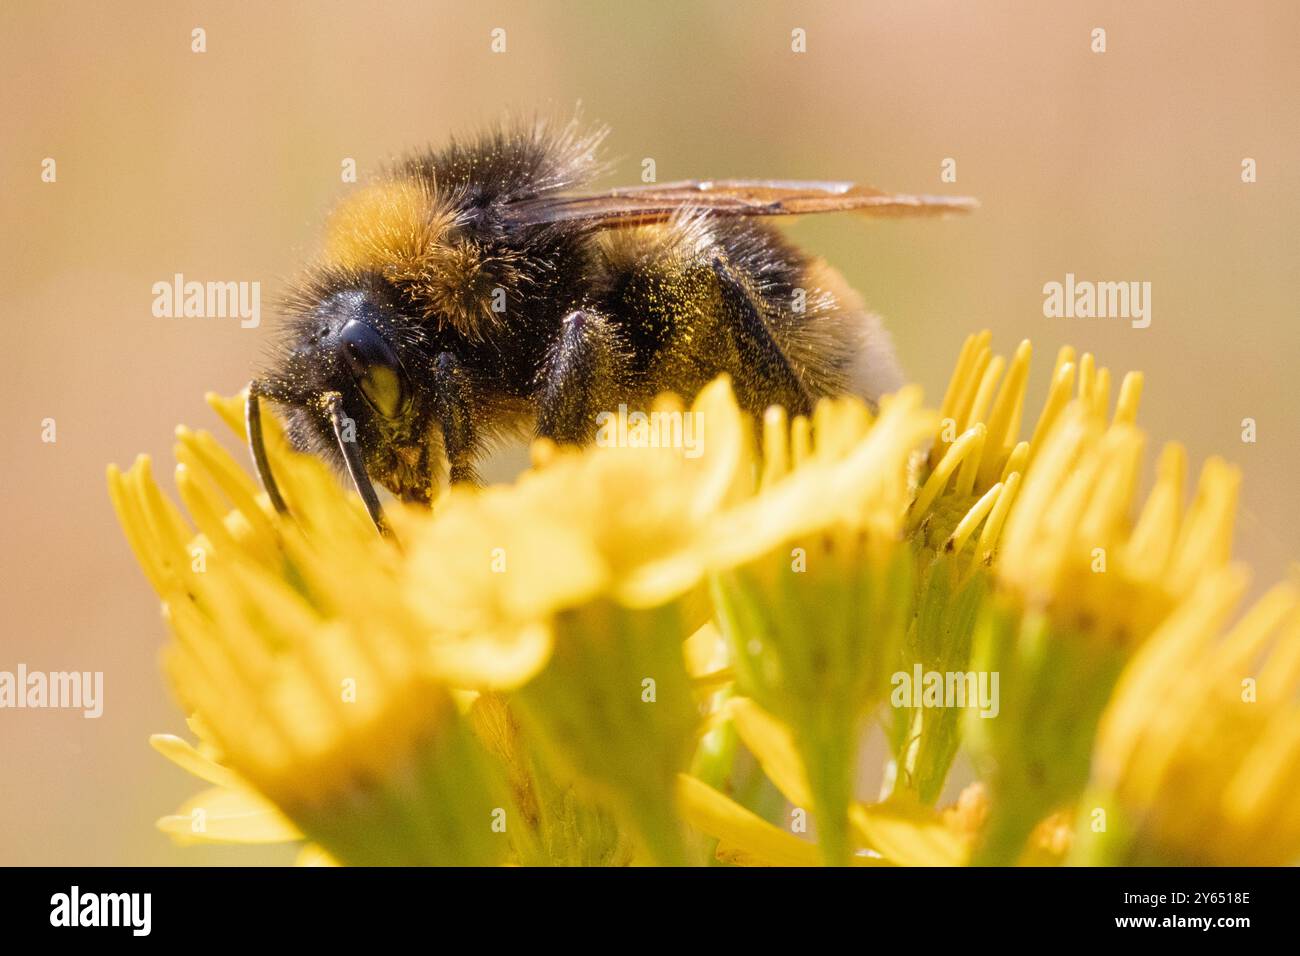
[339,320,409,418]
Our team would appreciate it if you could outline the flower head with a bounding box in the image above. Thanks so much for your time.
[956,346,1239,863]
[108,330,1285,868]
[1077,572,1300,865]
[704,386,935,864]
[110,395,515,865]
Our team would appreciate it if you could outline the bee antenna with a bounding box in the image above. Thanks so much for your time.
[246,381,290,516]
[324,392,391,537]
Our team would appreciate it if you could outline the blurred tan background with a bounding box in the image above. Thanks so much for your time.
[1,1,1296,865]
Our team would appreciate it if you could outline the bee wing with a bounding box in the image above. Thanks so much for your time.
[501,179,977,228]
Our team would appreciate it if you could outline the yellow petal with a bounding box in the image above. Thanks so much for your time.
[426,622,554,690]
[158,786,302,845]
[850,801,968,866]
[724,697,812,807]
[295,843,342,867]
[683,621,727,678]
[150,733,240,790]
[677,775,883,867]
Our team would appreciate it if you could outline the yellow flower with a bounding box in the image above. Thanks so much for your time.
[911,333,1037,564]
[397,379,752,864]
[887,335,1035,804]
[915,333,1156,580]
[149,716,302,847]
[402,378,752,626]
[704,387,936,864]
[149,722,342,866]
[996,408,1238,641]
[109,395,517,866]
[1076,571,1300,865]
[960,364,1239,864]
[108,330,1282,868]
[888,335,1142,806]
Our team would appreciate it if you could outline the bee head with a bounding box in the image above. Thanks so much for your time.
[315,288,413,421]
[258,280,441,515]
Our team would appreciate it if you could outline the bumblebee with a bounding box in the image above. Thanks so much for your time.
[249,116,974,533]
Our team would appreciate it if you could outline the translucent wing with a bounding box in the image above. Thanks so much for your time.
[501,179,977,229]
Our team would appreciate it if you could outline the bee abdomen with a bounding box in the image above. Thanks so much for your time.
[589,215,892,414]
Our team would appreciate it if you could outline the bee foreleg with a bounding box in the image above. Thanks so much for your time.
[536,308,627,445]
[708,252,814,417]
[430,351,480,485]
[246,381,290,516]
[323,391,391,537]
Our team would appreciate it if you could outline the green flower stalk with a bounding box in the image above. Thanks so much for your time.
[512,600,700,865]
[467,692,633,866]
[887,335,1033,803]
[966,601,1127,865]
[706,389,934,864]
[888,551,991,804]
[965,398,1239,865]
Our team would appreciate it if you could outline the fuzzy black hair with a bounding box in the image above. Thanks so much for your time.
[393,112,611,220]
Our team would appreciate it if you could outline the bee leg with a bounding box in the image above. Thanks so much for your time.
[536,308,625,445]
[323,391,391,537]
[246,381,290,515]
[431,351,480,485]
[708,252,814,417]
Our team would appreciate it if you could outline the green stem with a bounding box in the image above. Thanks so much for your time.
[969,792,1044,867]
[624,791,690,867]
[803,720,857,867]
